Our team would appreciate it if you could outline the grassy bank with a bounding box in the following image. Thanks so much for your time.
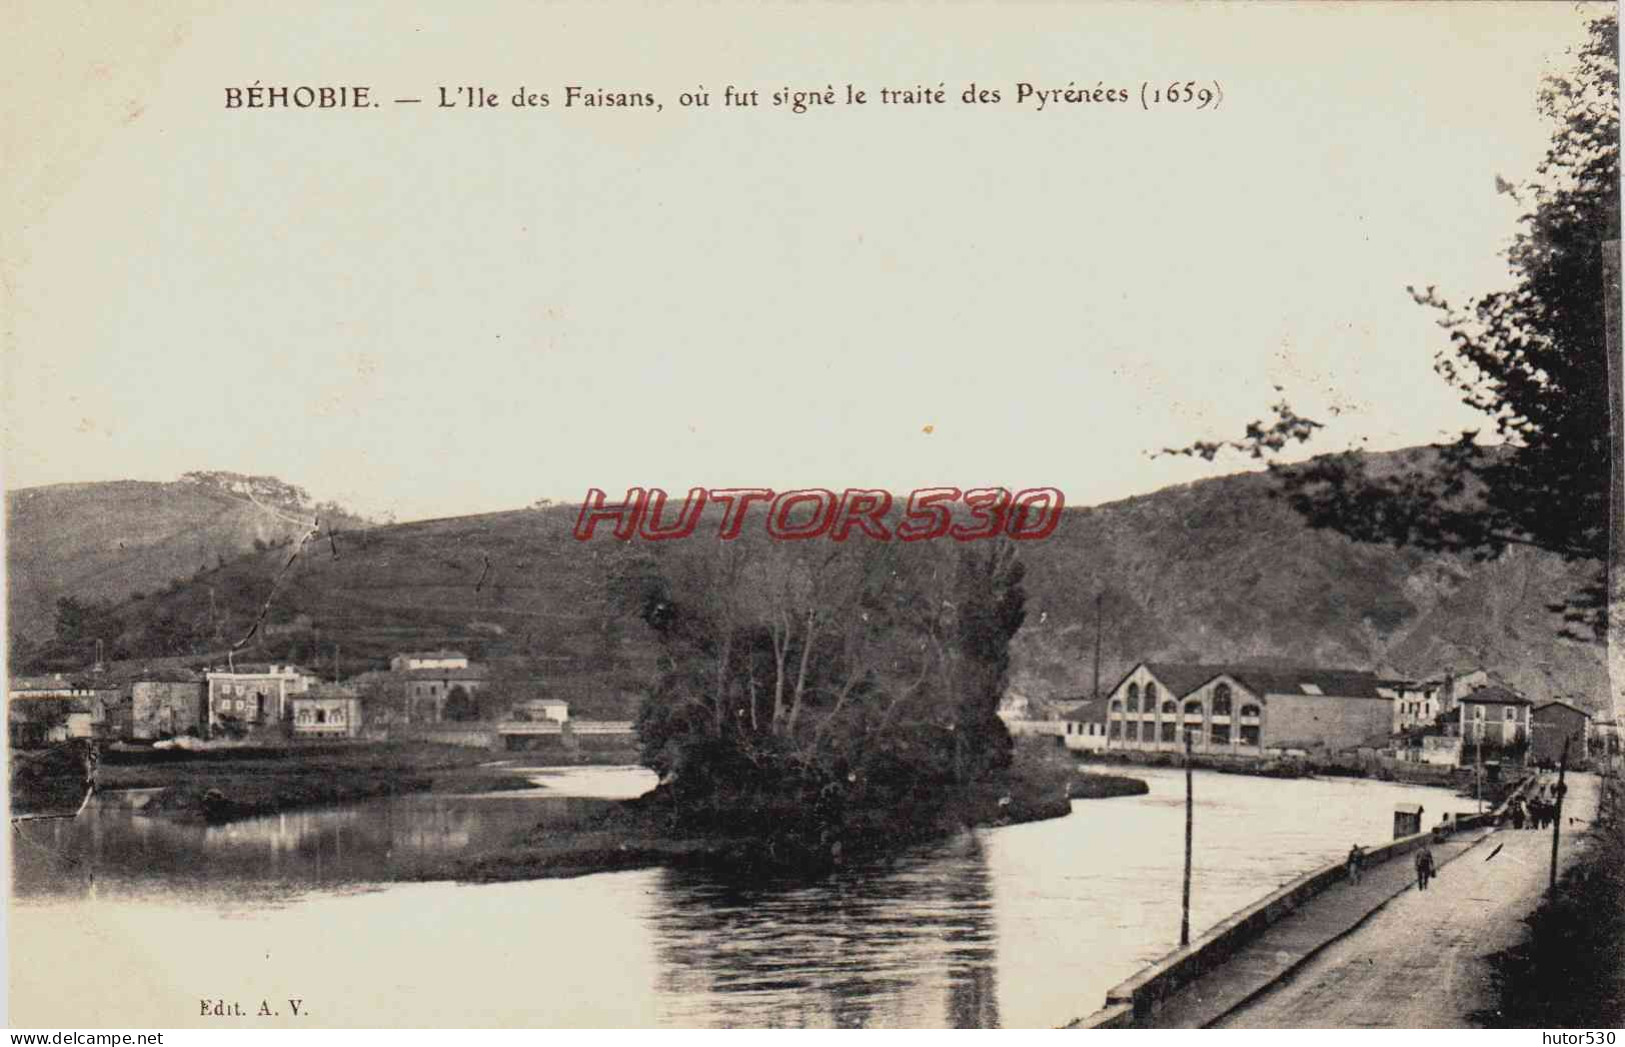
[97,742,535,820]
[441,741,1147,883]
[1475,774,1625,1028]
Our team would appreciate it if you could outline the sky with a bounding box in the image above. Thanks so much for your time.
[2,2,1606,523]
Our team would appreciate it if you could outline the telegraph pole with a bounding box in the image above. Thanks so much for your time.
[1550,737,1570,889]
[1475,726,1484,815]
[1093,591,1104,700]
[1181,730,1193,947]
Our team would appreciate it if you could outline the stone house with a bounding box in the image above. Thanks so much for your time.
[131,673,207,739]
[1530,699,1591,766]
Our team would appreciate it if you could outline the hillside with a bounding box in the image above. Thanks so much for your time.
[1007,458,1608,713]
[5,453,1611,719]
[6,480,318,642]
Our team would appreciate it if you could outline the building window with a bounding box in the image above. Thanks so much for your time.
[1240,704,1260,718]
[1146,683,1159,706]
[1504,706,1516,721]
[1184,699,1203,716]
[1240,724,1261,746]
[1211,723,1230,745]
[1160,722,1177,743]
[1213,684,1233,716]
[1110,700,1122,713]
[1109,722,1121,740]
[1127,682,1140,709]
[1126,722,1139,741]
[1162,700,1176,714]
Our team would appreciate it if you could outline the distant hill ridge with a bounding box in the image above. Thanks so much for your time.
[5,451,1610,719]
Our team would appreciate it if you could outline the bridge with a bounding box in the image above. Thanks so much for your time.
[494,720,634,737]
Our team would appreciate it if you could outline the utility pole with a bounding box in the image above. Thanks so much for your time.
[1181,730,1193,947]
[1550,737,1570,889]
[1093,591,1104,700]
[1473,720,1484,814]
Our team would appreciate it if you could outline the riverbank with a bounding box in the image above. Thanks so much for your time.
[440,743,1146,883]
[96,742,537,821]
[1077,749,1469,791]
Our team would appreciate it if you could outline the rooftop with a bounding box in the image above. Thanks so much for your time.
[1533,699,1592,718]
[1458,685,1532,706]
[1135,663,1386,700]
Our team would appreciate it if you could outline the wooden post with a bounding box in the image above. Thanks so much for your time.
[1092,592,1104,700]
[1475,727,1483,814]
[1181,730,1193,947]
[1550,737,1570,890]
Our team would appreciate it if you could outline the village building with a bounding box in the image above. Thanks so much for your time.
[1381,677,1443,734]
[1432,668,1493,718]
[1055,696,1110,752]
[204,663,317,733]
[130,671,207,740]
[6,675,119,744]
[999,695,1109,751]
[355,652,492,724]
[290,685,364,738]
[510,697,570,723]
[1592,719,1622,769]
[1451,685,1532,748]
[1529,699,1591,766]
[391,650,472,672]
[1102,663,1393,757]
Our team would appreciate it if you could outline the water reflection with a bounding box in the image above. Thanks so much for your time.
[12,788,641,903]
[649,832,998,1028]
[9,765,1481,1028]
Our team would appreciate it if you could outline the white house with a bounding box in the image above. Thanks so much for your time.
[390,650,470,672]
[512,698,569,723]
[205,663,317,730]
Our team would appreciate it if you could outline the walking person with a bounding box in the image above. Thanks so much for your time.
[1510,799,1525,831]
[1414,844,1436,891]
[1346,844,1364,886]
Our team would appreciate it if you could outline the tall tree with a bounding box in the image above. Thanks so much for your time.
[1164,14,1619,639]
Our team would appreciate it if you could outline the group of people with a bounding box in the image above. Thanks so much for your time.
[1507,794,1558,830]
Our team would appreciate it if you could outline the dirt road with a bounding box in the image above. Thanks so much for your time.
[1216,772,1601,1028]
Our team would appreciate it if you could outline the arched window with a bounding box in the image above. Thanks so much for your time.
[1110,700,1122,713]
[1162,700,1176,715]
[1146,683,1159,705]
[1240,704,1261,718]
[1127,683,1140,712]
[1212,684,1233,716]
[1184,699,1203,715]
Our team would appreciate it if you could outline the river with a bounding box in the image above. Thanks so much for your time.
[8,764,1479,1028]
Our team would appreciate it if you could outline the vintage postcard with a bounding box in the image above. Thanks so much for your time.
[3,0,1620,1032]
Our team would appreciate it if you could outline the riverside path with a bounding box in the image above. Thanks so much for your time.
[1214,772,1601,1029]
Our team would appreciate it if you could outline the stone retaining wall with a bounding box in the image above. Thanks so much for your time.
[1073,773,1536,1028]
